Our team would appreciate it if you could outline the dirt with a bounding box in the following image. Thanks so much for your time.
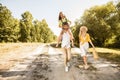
[0,43,120,80]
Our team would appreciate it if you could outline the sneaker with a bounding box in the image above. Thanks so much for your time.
[78,65,83,68]
[65,66,68,72]
[84,65,89,69]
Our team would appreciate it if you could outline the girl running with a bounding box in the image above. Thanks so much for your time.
[60,22,72,72]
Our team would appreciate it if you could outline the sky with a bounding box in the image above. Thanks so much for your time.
[0,0,115,36]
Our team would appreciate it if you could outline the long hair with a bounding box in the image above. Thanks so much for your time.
[58,12,63,20]
[79,26,88,36]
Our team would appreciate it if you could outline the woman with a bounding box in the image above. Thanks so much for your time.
[79,26,95,69]
[58,22,73,72]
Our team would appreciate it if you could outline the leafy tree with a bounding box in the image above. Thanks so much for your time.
[12,19,20,42]
[0,4,57,43]
[33,19,57,43]
[33,20,42,42]
[111,1,120,48]
[0,4,19,42]
[38,19,56,43]
[72,2,119,47]
[19,11,34,42]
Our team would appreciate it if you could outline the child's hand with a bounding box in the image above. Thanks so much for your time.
[56,44,59,47]
[71,41,74,48]
[72,43,74,48]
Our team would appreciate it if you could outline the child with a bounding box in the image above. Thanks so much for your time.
[79,26,95,69]
[60,22,73,72]
[56,12,74,47]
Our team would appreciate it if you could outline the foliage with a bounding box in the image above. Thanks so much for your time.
[0,4,56,43]
[0,4,20,42]
[33,19,56,43]
[72,1,120,48]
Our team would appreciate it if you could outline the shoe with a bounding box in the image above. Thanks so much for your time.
[84,65,89,69]
[78,65,83,68]
[65,66,68,72]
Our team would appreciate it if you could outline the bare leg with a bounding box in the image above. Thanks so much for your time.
[63,48,69,72]
[83,56,88,65]
[66,48,71,62]
[63,48,67,67]
[83,56,89,69]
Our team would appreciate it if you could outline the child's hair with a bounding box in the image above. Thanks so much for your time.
[79,26,88,36]
[59,12,63,20]
[58,12,67,21]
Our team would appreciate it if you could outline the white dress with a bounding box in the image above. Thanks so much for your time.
[80,42,89,56]
[61,32,71,48]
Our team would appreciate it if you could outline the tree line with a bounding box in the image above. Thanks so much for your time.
[1,1,120,48]
[0,4,57,43]
[72,1,120,48]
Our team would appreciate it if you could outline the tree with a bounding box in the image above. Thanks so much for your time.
[38,19,56,43]
[19,11,34,42]
[33,19,57,43]
[72,2,119,47]
[0,4,18,42]
[0,4,56,43]
[111,1,120,48]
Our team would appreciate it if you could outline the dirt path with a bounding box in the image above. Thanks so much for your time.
[0,44,120,80]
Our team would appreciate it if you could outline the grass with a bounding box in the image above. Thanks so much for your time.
[98,52,120,70]
[98,53,120,63]
[1,43,120,63]
[89,48,120,63]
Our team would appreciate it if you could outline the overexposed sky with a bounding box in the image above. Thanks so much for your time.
[1,0,114,36]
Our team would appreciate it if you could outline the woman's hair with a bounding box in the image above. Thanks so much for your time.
[79,26,88,36]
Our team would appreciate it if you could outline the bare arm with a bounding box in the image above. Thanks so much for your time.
[89,41,95,50]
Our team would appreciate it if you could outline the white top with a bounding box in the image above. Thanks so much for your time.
[61,32,71,48]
